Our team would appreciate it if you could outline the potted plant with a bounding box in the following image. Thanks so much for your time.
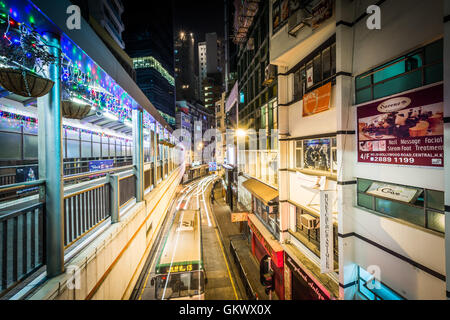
[0,16,56,97]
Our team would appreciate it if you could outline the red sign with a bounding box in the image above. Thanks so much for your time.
[248,216,284,268]
[357,84,444,167]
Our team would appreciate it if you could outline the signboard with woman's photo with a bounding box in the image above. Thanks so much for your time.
[357,83,444,168]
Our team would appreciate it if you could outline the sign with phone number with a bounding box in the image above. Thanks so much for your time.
[357,84,444,168]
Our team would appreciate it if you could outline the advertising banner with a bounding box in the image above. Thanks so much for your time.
[357,83,444,168]
[303,82,331,117]
[89,160,114,172]
[320,190,334,274]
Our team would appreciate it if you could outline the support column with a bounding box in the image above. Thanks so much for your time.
[38,33,64,278]
[133,109,144,202]
[444,0,450,301]
[336,0,357,300]
[153,129,157,186]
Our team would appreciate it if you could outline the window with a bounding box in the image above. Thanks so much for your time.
[355,39,443,104]
[293,206,339,267]
[358,267,404,300]
[357,178,445,233]
[290,40,336,103]
[294,137,337,174]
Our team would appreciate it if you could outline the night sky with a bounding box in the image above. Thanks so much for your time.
[173,0,225,41]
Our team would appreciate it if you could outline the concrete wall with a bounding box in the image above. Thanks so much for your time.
[346,0,446,300]
[29,166,184,300]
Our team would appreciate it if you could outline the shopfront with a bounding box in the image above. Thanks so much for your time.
[285,251,332,300]
[248,214,284,300]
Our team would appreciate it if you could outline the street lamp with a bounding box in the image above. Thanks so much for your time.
[236,129,247,138]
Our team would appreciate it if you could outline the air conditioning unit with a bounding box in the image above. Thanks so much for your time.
[263,64,277,86]
[288,9,311,37]
[300,214,319,230]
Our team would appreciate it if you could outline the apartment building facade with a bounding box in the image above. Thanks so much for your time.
[270,0,447,300]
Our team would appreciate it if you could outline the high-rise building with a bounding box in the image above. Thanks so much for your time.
[197,32,225,107]
[175,31,198,101]
[87,0,126,49]
[198,42,208,99]
[123,1,176,129]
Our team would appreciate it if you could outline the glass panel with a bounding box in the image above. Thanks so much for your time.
[425,63,443,85]
[92,134,101,143]
[425,40,443,64]
[356,87,372,104]
[331,44,336,75]
[357,179,372,192]
[375,198,425,227]
[296,148,302,168]
[67,139,80,158]
[0,118,22,133]
[24,135,38,159]
[66,128,79,140]
[294,70,301,100]
[313,54,322,85]
[116,142,122,157]
[81,141,91,158]
[355,74,372,90]
[102,143,109,157]
[373,57,407,83]
[109,142,115,157]
[359,279,375,300]
[373,70,422,100]
[0,132,21,159]
[93,142,101,157]
[357,193,373,210]
[23,123,38,135]
[427,210,445,233]
[81,131,91,142]
[426,190,444,211]
[322,47,331,79]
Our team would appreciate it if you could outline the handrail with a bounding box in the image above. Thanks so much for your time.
[0,180,45,193]
[63,165,135,182]
[0,202,44,222]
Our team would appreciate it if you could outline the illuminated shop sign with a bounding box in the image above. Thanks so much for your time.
[357,83,444,168]
[248,216,283,268]
[366,182,420,203]
[285,255,330,300]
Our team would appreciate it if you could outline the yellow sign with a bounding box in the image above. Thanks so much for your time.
[231,212,248,223]
[169,264,193,273]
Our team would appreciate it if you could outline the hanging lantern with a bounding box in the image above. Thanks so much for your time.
[0,67,54,98]
[61,100,91,120]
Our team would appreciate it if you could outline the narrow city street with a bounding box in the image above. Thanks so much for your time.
[130,175,243,300]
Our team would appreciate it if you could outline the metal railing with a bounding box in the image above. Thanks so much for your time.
[118,172,136,209]
[63,165,135,247]
[229,240,258,300]
[144,164,154,191]
[63,180,111,248]
[0,181,46,298]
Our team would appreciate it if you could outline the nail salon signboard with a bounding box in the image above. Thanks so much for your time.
[357,83,444,168]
